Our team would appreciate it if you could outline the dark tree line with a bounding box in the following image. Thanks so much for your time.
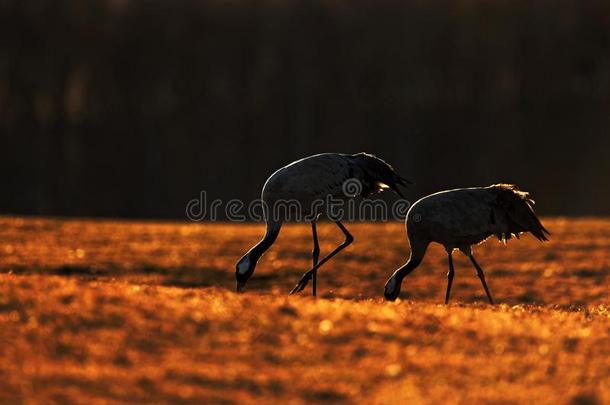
[1,0,609,218]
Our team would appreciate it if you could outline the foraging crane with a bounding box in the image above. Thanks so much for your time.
[236,152,411,296]
[384,184,549,303]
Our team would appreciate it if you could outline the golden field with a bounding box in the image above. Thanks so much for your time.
[0,216,609,404]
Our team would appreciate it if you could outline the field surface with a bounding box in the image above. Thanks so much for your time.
[0,216,609,404]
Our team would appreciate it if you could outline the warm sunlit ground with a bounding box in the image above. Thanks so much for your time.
[0,216,609,404]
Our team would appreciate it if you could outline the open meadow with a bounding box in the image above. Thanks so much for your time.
[0,216,609,404]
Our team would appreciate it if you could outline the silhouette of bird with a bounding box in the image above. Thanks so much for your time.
[236,152,411,295]
[384,184,549,303]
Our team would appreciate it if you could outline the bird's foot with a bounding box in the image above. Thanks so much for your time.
[289,272,313,295]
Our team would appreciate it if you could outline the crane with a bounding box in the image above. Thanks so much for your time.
[235,152,411,296]
[384,184,549,304]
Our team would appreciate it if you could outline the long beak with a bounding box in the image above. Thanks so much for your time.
[236,281,246,293]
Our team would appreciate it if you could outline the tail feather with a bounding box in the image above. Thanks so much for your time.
[521,200,550,241]
[492,184,550,242]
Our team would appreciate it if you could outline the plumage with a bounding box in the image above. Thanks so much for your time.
[262,153,410,214]
[236,152,410,295]
[384,184,550,303]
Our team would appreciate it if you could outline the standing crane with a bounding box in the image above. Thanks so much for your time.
[384,184,549,303]
[236,152,411,296]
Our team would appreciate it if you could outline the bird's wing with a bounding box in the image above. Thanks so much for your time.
[417,189,497,238]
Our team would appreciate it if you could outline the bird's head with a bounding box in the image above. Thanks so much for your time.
[383,275,402,301]
[352,152,412,198]
[235,254,255,292]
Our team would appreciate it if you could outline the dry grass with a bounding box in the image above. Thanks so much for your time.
[0,216,609,404]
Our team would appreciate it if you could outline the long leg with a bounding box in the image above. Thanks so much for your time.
[468,254,495,304]
[311,220,320,297]
[290,221,353,295]
[445,252,455,304]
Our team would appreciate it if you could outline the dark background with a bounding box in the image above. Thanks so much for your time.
[1,0,609,218]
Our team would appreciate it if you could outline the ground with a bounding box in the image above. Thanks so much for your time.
[0,216,609,404]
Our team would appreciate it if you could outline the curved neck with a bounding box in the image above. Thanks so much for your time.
[247,222,281,264]
[395,257,421,281]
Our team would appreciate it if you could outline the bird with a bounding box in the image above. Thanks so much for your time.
[384,184,550,304]
[235,152,411,296]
